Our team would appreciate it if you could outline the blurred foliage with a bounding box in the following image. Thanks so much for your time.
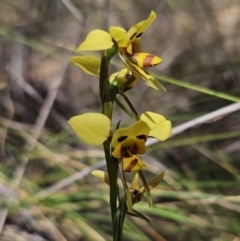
[0,0,240,240]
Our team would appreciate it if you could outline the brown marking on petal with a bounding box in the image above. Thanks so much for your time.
[118,136,128,142]
[143,54,155,67]
[136,32,143,38]
[129,144,138,154]
[126,74,132,80]
[136,134,147,142]
[123,86,133,92]
[133,189,139,195]
[130,33,137,40]
[125,158,138,172]
[121,147,132,157]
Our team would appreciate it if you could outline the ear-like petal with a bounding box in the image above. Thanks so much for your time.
[122,156,146,172]
[70,56,100,76]
[68,113,110,146]
[112,144,122,158]
[77,30,113,52]
[141,112,172,141]
[109,27,130,47]
[131,53,162,68]
[91,170,110,185]
[127,11,156,41]
[111,120,150,148]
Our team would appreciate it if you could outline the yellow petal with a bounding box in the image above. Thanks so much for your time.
[141,112,172,141]
[91,170,110,185]
[131,53,162,68]
[77,30,113,52]
[112,144,122,158]
[68,113,110,146]
[122,137,146,155]
[119,53,166,91]
[129,172,141,200]
[109,27,130,47]
[111,120,150,148]
[70,56,100,76]
[127,11,156,41]
[130,172,140,191]
[122,156,146,172]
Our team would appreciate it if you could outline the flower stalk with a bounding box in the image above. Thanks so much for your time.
[99,47,119,234]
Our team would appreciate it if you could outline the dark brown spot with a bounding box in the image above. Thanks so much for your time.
[136,135,147,141]
[125,158,138,172]
[126,74,132,80]
[133,189,138,195]
[136,33,143,38]
[118,136,128,142]
[121,147,131,157]
[130,33,137,40]
[123,87,132,92]
[129,144,138,154]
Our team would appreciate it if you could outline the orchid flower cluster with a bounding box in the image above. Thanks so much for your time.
[68,11,172,240]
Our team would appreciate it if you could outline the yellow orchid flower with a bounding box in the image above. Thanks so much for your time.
[78,11,156,54]
[109,11,156,55]
[110,11,164,91]
[111,114,171,172]
[71,11,165,90]
[130,171,167,203]
[119,53,165,90]
[91,170,167,204]
[68,112,171,171]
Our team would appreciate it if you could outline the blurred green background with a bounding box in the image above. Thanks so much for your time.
[0,0,240,240]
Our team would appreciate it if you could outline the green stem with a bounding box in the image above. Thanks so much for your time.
[114,198,127,241]
[99,46,119,239]
[103,142,118,222]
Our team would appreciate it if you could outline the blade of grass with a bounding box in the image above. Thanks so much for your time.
[154,74,240,102]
